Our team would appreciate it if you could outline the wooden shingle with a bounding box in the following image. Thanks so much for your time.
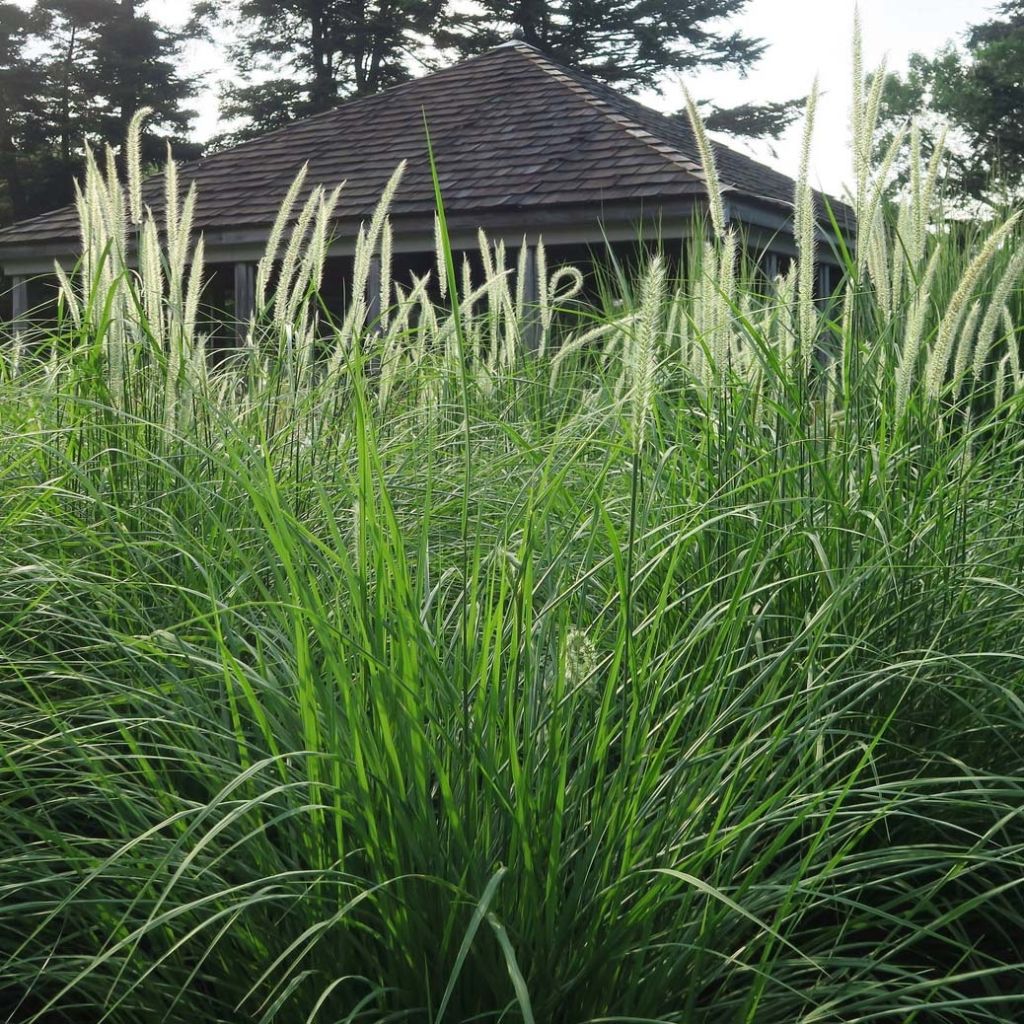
[0,40,852,261]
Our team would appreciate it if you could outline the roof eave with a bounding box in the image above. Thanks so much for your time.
[0,192,855,276]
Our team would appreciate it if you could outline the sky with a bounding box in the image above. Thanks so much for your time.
[157,0,988,198]
[668,0,989,196]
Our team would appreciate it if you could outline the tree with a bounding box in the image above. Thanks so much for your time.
[204,0,798,146]
[703,98,802,141]
[878,1,1024,206]
[439,0,802,140]
[38,1,200,177]
[88,0,198,148]
[0,0,199,225]
[193,0,449,143]
[0,3,48,224]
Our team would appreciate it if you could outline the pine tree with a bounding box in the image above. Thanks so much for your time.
[89,0,197,150]
[0,0,198,224]
[447,0,764,91]
[0,3,47,224]
[194,0,449,144]
[203,0,796,145]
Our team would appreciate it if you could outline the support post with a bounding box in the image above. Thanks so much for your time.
[816,262,832,301]
[11,275,28,335]
[233,262,255,345]
[366,255,381,328]
[521,244,541,353]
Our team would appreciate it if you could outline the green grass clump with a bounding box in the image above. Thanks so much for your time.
[3,34,1024,1024]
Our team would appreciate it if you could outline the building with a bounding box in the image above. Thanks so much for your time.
[0,39,852,335]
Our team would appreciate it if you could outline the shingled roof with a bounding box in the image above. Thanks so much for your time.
[0,39,852,261]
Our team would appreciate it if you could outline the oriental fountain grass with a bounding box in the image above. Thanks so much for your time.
[3,30,1024,1024]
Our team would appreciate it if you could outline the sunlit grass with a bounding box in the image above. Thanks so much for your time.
[2,28,1024,1024]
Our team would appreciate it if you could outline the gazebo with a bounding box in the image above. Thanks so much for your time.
[0,38,852,335]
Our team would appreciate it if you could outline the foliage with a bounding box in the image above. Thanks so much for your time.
[0,2,47,225]
[702,96,802,140]
[192,0,451,144]
[0,0,198,225]
[442,0,761,89]
[440,0,802,140]
[200,0,802,145]
[3,31,1024,1024]
[877,1,1024,206]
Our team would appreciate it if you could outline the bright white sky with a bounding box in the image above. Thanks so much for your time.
[104,1,996,198]
[668,0,989,197]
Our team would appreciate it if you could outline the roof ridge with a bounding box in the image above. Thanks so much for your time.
[490,38,542,52]
[512,46,724,192]
[191,47,522,169]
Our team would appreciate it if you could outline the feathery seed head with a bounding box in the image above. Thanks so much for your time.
[126,107,153,225]
[565,627,599,696]
[683,87,727,240]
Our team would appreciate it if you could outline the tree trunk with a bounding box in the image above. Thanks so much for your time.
[309,2,335,111]
[366,0,392,93]
[514,0,549,48]
[117,0,139,139]
[0,98,25,223]
[58,24,77,170]
[352,0,368,95]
